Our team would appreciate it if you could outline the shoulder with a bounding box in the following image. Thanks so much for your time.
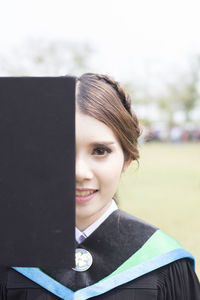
[157,258,200,299]
[116,210,185,254]
[116,210,200,297]
[121,258,200,299]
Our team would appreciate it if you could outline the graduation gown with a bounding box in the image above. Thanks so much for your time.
[0,209,200,299]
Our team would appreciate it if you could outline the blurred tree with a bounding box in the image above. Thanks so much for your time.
[157,90,180,128]
[157,55,200,126]
[0,38,94,76]
[168,56,200,122]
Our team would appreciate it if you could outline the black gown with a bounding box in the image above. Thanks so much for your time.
[1,210,200,299]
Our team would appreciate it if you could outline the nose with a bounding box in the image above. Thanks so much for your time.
[76,156,93,182]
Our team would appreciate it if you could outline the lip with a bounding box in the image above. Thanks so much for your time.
[76,190,98,203]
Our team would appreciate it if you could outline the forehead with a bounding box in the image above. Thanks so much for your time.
[76,111,118,144]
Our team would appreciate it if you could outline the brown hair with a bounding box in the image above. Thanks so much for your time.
[76,73,141,162]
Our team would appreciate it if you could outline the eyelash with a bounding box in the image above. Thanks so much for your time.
[92,146,112,156]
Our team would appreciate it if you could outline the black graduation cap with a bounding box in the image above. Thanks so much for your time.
[0,77,75,268]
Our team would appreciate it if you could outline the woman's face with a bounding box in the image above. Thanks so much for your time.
[76,108,130,231]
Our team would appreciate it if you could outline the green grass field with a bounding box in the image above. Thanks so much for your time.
[118,142,200,278]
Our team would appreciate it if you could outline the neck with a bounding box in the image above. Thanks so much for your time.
[76,201,112,231]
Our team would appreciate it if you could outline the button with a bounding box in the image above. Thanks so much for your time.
[72,248,93,272]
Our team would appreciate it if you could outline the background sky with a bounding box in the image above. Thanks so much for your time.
[1,0,200,88]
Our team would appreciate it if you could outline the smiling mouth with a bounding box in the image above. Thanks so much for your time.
[76,190,98,197]
[75,189,98,203]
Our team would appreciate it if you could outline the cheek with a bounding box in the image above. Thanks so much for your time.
[95,157,124,189]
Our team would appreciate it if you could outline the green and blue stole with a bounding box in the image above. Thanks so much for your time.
[13,229,195,300]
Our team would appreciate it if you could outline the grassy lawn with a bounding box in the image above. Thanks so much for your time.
[118,142,200,278]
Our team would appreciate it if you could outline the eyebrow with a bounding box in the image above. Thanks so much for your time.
[91,141,115,145]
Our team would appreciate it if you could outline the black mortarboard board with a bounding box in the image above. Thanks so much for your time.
[0,77,75,268]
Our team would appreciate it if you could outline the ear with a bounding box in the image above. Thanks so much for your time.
[122,157,132,172]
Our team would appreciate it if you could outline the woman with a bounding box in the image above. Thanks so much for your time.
[1,73,200,299]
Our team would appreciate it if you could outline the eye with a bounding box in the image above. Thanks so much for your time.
[92,146,112,156]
